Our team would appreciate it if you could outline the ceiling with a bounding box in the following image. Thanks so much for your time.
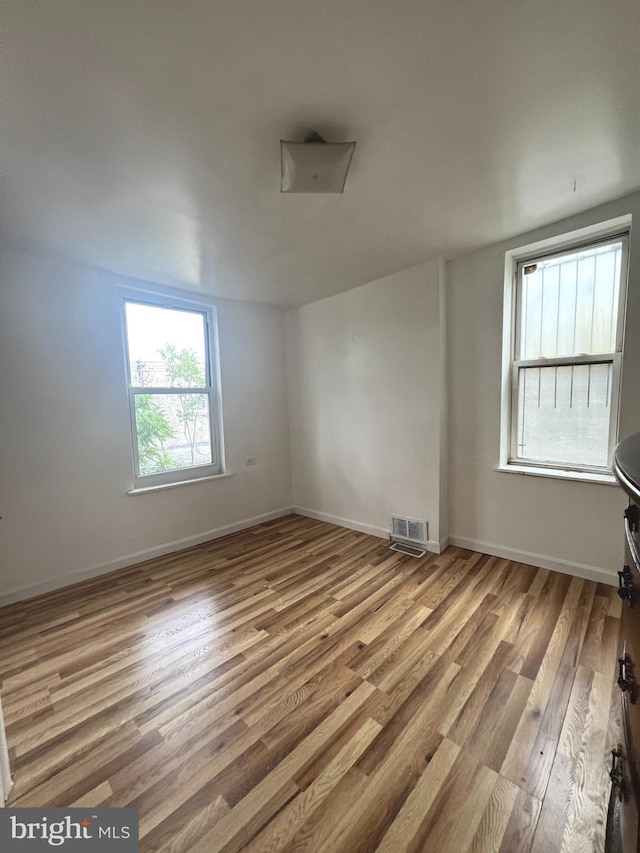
[2,0,639,307]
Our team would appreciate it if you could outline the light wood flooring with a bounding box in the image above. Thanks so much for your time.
[0,515,621,852]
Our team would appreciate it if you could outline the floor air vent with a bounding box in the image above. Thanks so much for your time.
[389,541,426,558]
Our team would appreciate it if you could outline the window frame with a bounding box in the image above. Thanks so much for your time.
[121,289,225,490]
[499,217,630,482]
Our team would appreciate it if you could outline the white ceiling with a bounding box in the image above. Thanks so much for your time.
[2,0,639,307]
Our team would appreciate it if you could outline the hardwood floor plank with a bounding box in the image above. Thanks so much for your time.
[579,594,612,670]
[498,786,543,853]
[287,767,369,852]
[500,576,586,788]
[311,726,447,853]
[448,640,514,747]
[519,572,573,680]
[151,795,230,853]
[557,669,615,852]
[69,780,114,809]
[242,717,382,852]
[529,750,575,853]
[480,674,534,773]
[403,749,497,853]
[468,775,521,853]
[520,581,595,800]
[374,737,461,853]
[356,657,460,774]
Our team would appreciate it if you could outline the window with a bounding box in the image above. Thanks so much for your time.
[501,220,629,480]
[123,294,223,489]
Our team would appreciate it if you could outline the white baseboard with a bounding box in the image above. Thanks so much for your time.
[293,506,389,540]
[0,697,12,808]
[448,535,617,587]
[0,507,294,607]
[6,511,606,607]
[293,506,444,556]
[432,537,449,555]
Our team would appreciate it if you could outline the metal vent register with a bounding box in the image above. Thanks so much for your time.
[389,516,428,557]
[389,541,426,558]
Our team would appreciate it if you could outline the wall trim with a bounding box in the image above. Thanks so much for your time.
[293,506,443,554]
[0,507,294,607]
[293,506,389,540]
[448,535,616,587]
[0,696,12,808]
[436,536,450,555]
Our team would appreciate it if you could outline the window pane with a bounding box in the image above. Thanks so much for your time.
[519,241,622,359]
[134,393,213,475]
[515,363,611,468]
[125,302,207,388]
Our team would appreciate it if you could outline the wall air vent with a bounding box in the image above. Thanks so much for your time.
[390,516,428,545]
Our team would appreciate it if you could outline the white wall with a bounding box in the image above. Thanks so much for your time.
[286,259,447,551]
[448,191,640,583]
[0,250,292,604]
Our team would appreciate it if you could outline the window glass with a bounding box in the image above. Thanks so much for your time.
[515,363,612,468]
[125,302,207,388]
[518,241,622,359]
[133,393,213,475]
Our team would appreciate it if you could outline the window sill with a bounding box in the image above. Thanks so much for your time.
[496,464,617,486]
[127,472,234,496]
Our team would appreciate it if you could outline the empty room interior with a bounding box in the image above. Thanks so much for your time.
[2,1,640,851]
